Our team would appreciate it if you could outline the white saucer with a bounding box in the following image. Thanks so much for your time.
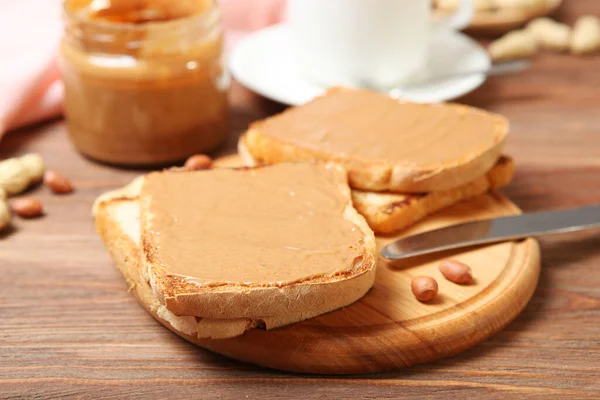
[229,24,490,105]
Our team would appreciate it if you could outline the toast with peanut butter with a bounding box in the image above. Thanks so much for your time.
[94,163,377,339]
[239,87,508,193]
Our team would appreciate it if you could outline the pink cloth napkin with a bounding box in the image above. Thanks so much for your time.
[0,1,63,137]
[0,0,285,140]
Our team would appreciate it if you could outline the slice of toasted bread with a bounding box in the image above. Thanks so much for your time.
[239,88,508,193]
[352,156,514,234]
[94,163,377,339]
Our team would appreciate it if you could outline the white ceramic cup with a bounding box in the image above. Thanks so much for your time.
[286,0,474,89]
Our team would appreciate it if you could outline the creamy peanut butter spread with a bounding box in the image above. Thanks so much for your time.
[140,163,366,286]
[255,89,505,165]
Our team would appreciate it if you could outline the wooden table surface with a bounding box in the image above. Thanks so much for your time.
[2,1,600,399]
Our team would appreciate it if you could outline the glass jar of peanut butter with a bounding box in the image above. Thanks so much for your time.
[60,0,229,166]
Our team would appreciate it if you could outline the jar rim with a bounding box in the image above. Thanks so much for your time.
[63,0,218,32]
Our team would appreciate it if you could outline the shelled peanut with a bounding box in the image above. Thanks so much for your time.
[184,154,213,170]
[439,260,473,284]
[11,198,44,218]
[411,276,439,302]
[44,171,74,194]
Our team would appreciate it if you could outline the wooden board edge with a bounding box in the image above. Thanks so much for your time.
[197,238,541,374]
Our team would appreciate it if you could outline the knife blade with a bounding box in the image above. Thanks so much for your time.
[381,204,600,260]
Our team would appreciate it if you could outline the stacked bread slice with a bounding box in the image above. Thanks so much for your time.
[350,156,513,234]
[238,88,513,235]
[94,163,377,339]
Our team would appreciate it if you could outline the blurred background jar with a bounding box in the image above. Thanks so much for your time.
[60,0,229,166]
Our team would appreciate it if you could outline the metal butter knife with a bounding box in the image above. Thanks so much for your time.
[381,204,600,260]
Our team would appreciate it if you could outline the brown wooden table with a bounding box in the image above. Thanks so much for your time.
[1,1,599,398]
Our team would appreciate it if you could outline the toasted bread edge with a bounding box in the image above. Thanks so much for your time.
[240,92,509,193]
[352,156,515,234]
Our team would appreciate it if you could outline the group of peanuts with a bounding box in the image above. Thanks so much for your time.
[489,15,600,61]
[0,154,73,233]
[411,259,473,302]
[0,152,216,234]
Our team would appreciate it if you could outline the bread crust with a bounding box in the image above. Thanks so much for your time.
[94,165,377,337]
[239,90,509,193]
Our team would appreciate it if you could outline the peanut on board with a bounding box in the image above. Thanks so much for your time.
[570,15,600,55]
[411,276,439,302]
[0,199,10,232]
[489,29,538,62]
[439,259,473,284]
[527,17,572,51]
[0,154,45,196]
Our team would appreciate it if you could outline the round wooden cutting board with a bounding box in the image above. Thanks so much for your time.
[193,186,541,374]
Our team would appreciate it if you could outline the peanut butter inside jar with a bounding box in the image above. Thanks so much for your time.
[60,0,229,166]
